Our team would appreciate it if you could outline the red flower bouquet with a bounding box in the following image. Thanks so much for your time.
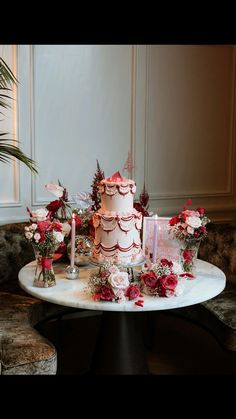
[88,261,143,305]
[168,200,210,273]
[138,258,190,297]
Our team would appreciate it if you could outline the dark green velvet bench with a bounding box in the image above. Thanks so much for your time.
[173,223,236,351]
[0,222,76,374]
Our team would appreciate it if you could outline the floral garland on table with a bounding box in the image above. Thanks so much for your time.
[88,258,193,307]
[137,258,192,297]
[88,261,144,307]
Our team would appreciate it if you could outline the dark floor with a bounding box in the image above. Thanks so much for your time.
[37,310,236,375]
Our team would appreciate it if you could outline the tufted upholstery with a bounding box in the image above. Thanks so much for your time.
[175,223,236,351]
[0,222,74,374]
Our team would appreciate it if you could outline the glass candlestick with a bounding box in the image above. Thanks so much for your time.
[65,265,80,280]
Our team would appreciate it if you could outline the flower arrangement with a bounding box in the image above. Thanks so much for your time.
[168,199,210,244]
[24,207,66,287]
[88,261,143,306]
[138,258,191,297]
[168,199,210,273]
[24,207,65,256]
[45,181,72,221]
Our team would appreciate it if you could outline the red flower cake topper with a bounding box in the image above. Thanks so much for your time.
[107,171,125,182]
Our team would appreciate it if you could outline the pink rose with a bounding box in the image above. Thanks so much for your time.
[108,272,129,290]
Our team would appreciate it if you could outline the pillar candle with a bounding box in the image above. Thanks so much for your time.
[70,213,76,268]
[152,215,158,263]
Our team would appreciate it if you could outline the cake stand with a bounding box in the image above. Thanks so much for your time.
[89,255,146,281]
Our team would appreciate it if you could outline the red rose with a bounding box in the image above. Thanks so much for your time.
[55,242,67,254]
[125,284,140,300]
[169,216,179,226]
[161,258,173,268]
[51,221,63,231]
[100,285,114,301]
[140,271,158,289]
[159,274,178,290]
[200,226,206,234]
[37,220,51,232]
[196,207,205,216]
[46,199,62,212]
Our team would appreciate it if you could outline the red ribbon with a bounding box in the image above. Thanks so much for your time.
[41,257,52,269]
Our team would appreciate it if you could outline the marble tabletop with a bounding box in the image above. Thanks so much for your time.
[18,260,226,313]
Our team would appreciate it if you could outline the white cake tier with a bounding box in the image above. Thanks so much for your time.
[94,210,142,231]
[92,211,143,264]
[99,183,136,213]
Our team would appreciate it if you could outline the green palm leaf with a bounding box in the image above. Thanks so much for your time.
[0,57,38,174]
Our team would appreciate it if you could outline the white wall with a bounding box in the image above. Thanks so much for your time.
[0,44,236,224]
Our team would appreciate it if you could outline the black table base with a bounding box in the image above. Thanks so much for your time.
[91,311,149,375]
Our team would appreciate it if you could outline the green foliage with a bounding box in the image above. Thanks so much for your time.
[0,57,38,173]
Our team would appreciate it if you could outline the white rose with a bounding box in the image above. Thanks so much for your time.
[108,271,129,291]
[174,278,186,296]
[31,208,48,222]
[62,222,71,237]
[45,183,64,198]
[34,232,41,243]
[172,261,183,275]
[186,216,201,229]
[108,265,119,274]
[53,231,64,244]
[187,226,194,235]
[25,232,33,240]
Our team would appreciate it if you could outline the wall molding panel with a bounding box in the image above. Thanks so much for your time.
[144,45,236,221]
[0,45,21,209]
[0,45,236,224]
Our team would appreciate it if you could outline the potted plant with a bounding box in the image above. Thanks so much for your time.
[0,57,38,173]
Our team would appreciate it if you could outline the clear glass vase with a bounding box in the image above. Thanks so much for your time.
[32,245,56,288]
[179,241,200,275]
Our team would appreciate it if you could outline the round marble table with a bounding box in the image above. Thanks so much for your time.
[19,260,226,374]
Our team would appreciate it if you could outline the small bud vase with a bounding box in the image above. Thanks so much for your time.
[32,245,56,288]
[179,241,200,275]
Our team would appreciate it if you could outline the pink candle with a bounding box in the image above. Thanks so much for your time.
[152,215,158,263]
[70,214,76,268]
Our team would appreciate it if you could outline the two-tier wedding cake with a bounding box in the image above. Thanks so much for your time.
[91,171,143,264]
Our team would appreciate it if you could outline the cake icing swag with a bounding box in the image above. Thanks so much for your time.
[92,171,143,264]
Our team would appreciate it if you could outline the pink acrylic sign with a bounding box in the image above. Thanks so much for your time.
[142,216,180,263]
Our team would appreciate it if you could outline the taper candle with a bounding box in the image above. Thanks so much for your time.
[152,214,158,263]
[70,213,76,268]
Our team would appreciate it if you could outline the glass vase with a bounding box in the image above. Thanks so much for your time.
[179,241,200,275]
[32,245,56,288]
